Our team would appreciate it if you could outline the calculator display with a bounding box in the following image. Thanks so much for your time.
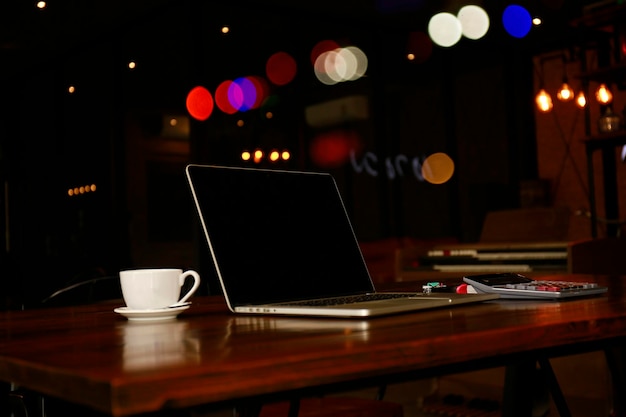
[466,273,531,286]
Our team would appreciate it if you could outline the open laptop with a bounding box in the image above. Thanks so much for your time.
[186,164,498,317]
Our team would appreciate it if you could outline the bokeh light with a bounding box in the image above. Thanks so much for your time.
[232,77,256,111]
[535,89,553,112]
[595,83,613,104]
[215,80,238,114]
[421,153,455,185]
[309,130,362,168]
[313,46,368,85]
[502,5,532,38]
[575,91,587,108]
[428,12,463,47]
[457,5,490,40]
[310,39,341,65]
[406,31,433,63]
[248,75,270,109]
[266,51,297,86]
[186,86,214,121]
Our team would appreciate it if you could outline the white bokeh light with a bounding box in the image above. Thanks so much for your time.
[428,12,463,47]
[314,46,368,85]
[344,46,367,80]
[457,5,490,40]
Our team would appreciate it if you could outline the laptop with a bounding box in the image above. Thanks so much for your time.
[185,164,498,317]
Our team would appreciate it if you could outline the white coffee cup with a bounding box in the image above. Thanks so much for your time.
[120,268,201,310]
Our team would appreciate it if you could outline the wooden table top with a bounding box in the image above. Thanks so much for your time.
[1,274,626,416]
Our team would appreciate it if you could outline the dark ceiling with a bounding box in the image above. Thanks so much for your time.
[0,0,604,58]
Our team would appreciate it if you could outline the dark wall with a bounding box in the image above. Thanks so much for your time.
[0,1,539,305]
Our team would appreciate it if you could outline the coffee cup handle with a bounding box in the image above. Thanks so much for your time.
[178,270,201,304]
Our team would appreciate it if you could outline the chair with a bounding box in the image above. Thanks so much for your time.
[40,275,122,307]
[479,207,571,243]
[4,275,122,417]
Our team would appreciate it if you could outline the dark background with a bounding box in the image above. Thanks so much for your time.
[0,0,601,304]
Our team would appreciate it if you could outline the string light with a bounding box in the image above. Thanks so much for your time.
[595,84,613,104]
[557,81,574,101]
[535,89,553,112]
[575,91,587,108]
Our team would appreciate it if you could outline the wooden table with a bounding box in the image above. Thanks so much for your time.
[1,274,626,417]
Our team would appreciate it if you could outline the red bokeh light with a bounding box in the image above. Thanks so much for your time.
[215,81,238,115]
[266,51,297,86]
[186,86,214,121]
[309,130,362,168]
[310,39,340,65]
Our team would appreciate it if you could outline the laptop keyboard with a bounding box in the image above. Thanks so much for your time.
[273,293,418,307]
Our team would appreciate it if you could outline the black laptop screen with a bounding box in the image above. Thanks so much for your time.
[186,165,375,306]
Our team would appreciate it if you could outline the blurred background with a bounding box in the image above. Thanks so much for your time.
[1,0,625,303]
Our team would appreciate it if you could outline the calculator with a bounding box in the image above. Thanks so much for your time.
[463,273,608,300]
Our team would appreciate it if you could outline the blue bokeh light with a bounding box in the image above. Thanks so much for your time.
[502,4,532,38]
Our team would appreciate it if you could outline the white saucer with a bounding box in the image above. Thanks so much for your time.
[114,305,190,321]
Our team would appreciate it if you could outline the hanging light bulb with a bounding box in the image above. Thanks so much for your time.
[535,89,553,112]
[575,91,587,108]
[557,79,574,101]
[595,83,613,104]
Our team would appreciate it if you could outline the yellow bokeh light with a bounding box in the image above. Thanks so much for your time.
[237,119,245,127]
[254,150,263,163]
[221,26,230,34]
[242,151,251,161]
[128,61,136,69]
[68,86,75,94]
[36,1,46,9]
[270,151,280,161]
[282,151,290,160]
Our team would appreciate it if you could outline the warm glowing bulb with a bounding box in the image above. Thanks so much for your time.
[282,151,290,160]
[407,53,415,61]
[68,86,75,94]
[575,91,586,108]
[221,26,230,34]
[557,83,574,101]
[128,61,136,69]
[535,89,553,112]
[36,1,46,9]
[269,151,280,162]
[241,151,251,161]
[532,17,542,26]
[595,84,613,104]
[254,150,263,163]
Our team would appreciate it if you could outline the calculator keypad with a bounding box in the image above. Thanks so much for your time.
[503,280,599,293]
